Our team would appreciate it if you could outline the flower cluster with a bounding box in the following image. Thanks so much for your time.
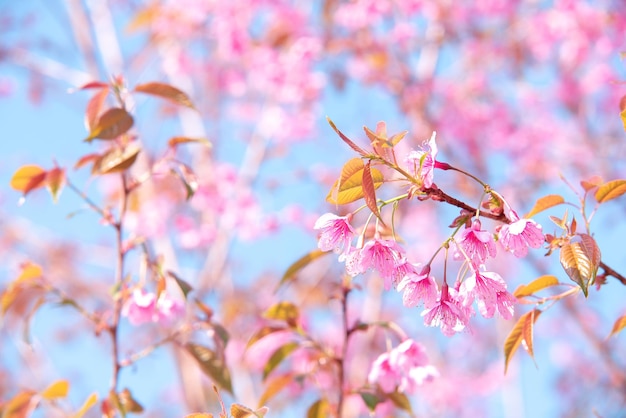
[122,288,185,326]
[368,339,438,394]
[315,131,545,336]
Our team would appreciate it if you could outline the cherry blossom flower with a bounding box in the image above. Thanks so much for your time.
[406,132,438,188]
[397,265,438,309]
[456,218,496,267]
[313,213,355,255]
[422,285,470,336]
[358,238,405,282]
[122,288,184,326]
[368,339,437,394]
[460,270,508,318]
[498,217,544,258]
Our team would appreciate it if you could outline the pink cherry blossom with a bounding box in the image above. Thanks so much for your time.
[498,218,544,258]
[391,259,419,290]
[484,290,517,320]
[460,271,508,318]
[456,218,496,267]
[313,213,355,255]
[368,339,437,394]
[397,265,438,309]
[358,238,405,283]
[422,285,470,336]
[122,289,156,326]
[155,292,185,324]
[406,131,438,188]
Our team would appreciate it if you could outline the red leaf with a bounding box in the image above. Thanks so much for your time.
[85,88,110,132]
[326,117,368,157]
[77,81,109,90]
[362,160,382,222]
[134,82,196,109]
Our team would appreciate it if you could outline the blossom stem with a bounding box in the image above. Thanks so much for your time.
[438,163,489,189]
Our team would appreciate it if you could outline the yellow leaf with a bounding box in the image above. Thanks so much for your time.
[513,275,560,298]
[185,414,213,418]
[41,380,70,400]
[524,194,565,219]
[504,309,542,374]
[73,393,98,418]
[621,108,626,131]
[595,179,626,203]
[262,302,299,324]
[306,399,330,418]
[17,262,43,283]
[10,165,47,194]
[326,158,384,205]
[277,249,328,291]
[609,314,626,338]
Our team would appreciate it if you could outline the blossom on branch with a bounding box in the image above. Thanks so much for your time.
[456,218,496,267]
[397,265,438,308]
[406,131,438,188]
[314,212,356,255]
[497,217,544,257]
[421,285,471,336]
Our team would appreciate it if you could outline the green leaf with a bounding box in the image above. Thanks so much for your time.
[504,309,542,374]
[263,341,299,380]
[595,179,626,203]
[263,301,299,325]
[358,391,383,411]
[388,392,413,413]
[186,343,233,393]
[306,399,330,418]
[134,82,196,109]
[277,249,328,291]
[524,194,565,219]
[513,275,560,298]
[326,158,384,205]
[609,314,626,338]
[85,107,134,141]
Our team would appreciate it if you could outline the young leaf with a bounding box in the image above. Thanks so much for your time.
[362,160,382,222]
[10,165,47,195]
[134,82,196,109]
[85,108,134,142]
[513,275,560,298]
[246,326,288,349]
[276,249,328,291]
[621,109,626,131]
[609,314,626,338]
[77,81,109,90]
[2,390,37,418]
[167,271,193,298]
[326,117,368,157]
[306,398,330,418]
[230,404,268,418]
[262,341,299,380]
[504,309,542,374]
[73,392,98,418]
[258,373,293,407]
[262,302,299,325]
[358,391,384,412]
[185,414,213,418]
[186,343,233,393]
[559,235,601,297]
[74,153,101,170]
[45,167,66,203]
[93,144,141,175]
[85,87,110,131]
[326,159,384,205]
[524,194,565,219]
[580,175,603,192]
[118,388,144,414]
[41,379,69,400]
[388,392,413,413]
[594,179,626,203]
[168,136,211,148]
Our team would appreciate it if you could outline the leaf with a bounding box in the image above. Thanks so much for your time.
[212,323,230,347]
[524,194,565,218]
[93,144,141,175]
[2,263,44,316]
[41,379,70,400]
[176,163,198,200]
[168,137,211,148]
[276,249,328,291]
[10,165,47,195]
[246,326,287,349]
[306,399,330,418]
[595,179,626,203]
[118,388,144,414]
[326,117,368,157]
[258,374,293,407]
[85,87,110,132]
[559,235,601,297]
[85,108,134,142]
[262,302,299,325]
[74,153,101,170]
[184,414,213,418]
[504,309,542,374]
[580,175,603,192]
[263,341,299,380]
[362,160,382,222]
[514,275,560,298]
[73,393,98,418]
[358,391,384,411]
[609,314,626,338]
[230,404,268,418]
[45,167,66,203]
[18,262,44,282]
[134,82,196,109]
[2,390,37,418]
[621,109,626,131]
[167,271,193,298]
[77,81,109,90]
[326,158,384,205]
[388,392,413,413]
[186,343,233,393]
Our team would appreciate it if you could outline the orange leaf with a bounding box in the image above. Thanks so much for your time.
[609,314,626,338]
[580,175,603,192]
[168,136,211,147]
[362,160,382,222]
[85,108,134,142]
[45,167,66,203]
[41,380,69,400]
[134,82,196,109]
[10,165,47,194]
[2,390,37,418]
[594,179,626,203]
[513,275,560,298]
[504,309,542,374]
[559,234,601,297]
[93,144,141,175]
[621,109,626,131]
[326,117,368,157]
[74,153,101,170]
[326,158,384,205]
[85,88,110,132]
[524,194,565,218]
